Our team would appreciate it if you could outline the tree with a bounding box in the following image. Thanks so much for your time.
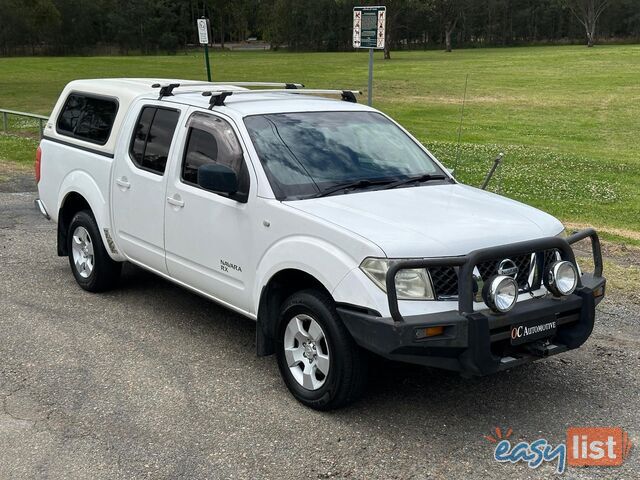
[563,0,609,46]
[433,0,466,52]
[359,0,433,60]
[0,0,61,54]
[2,0,640,56]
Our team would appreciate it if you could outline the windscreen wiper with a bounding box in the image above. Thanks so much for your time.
[312,178,395,198]
[382,173,447,190]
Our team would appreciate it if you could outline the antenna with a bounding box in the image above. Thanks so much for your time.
[453,74,469,174]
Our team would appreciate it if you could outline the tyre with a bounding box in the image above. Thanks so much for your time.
[67,210,121,292]
[276,289,368,410]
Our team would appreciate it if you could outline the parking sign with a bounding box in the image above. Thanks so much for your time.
[197,18,210,45]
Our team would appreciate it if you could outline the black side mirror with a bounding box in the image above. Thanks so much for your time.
[197,164,238,195]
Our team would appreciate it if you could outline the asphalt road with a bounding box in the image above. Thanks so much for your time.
[0,176,638,479]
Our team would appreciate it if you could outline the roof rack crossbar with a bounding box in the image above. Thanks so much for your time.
[152,81,305,100]
[212,82,305,89]
[199,89,362,106]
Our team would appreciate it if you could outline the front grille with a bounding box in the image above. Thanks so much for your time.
[544,249,560,268]
[429,249,561,300]
[429,266,459,298]
[477,254,532,290]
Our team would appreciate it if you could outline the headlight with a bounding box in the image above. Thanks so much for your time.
[360,258,435,300]
[482,275,518,313]
[544,260,578,296]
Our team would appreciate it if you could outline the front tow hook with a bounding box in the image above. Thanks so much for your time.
[526,341,562,357]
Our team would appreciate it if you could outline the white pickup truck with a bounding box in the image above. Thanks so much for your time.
[35,79,606,409]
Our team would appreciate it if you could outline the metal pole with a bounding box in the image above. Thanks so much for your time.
[367,48,374,106]
[481,153,505,190]
[204,44,212,82]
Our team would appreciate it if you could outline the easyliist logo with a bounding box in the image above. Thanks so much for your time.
[567,427,632,467]
[484,426,633,474]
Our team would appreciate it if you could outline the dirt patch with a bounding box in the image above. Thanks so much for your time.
[565,221,640,242]
[573,236,640,304]
[3,130,40,140]
[0,160,35,193]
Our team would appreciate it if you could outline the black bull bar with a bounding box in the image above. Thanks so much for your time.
[385,228,603,323]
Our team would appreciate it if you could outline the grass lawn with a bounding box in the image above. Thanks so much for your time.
[1,46,639,241]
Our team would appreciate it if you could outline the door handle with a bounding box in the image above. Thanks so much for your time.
[167,195,185,208]
[115,177,131,189]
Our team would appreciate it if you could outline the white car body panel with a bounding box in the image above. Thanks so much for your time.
[251,199,384,315]
[110,100,188,273]
[286,183,564,258]
[39,139,116,258]
[163,106,259,313]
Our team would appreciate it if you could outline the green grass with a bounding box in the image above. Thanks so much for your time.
[0,133,38,165]
[1,46,639,236]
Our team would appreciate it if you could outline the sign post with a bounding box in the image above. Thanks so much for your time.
[197,17,212,82]
[353,6,386,106]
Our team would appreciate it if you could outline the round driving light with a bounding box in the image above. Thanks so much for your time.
[544,260,578,296]
[482,275,519,314]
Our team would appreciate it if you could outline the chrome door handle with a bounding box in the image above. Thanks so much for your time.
[167,195,185,208]
[115,177,131,189]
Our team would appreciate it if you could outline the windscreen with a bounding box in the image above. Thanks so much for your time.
[244,111,444,199]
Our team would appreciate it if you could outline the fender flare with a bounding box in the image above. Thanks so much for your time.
[56,170,123,261]
[253,235,358,356]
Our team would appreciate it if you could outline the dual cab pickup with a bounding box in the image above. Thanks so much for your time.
[35,79,605,409]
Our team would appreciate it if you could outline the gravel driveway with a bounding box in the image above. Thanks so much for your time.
[0,172,638,479]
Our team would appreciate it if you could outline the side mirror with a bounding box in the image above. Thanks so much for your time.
[197,163,238,195]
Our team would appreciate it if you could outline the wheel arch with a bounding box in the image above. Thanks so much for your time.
[57,191,93,256]
[256,268,333,357]
[56,170,120,259]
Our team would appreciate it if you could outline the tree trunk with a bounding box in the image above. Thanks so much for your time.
[220,15,225,48]
[567,0,609,48]
[586,26,595,47]
[384,34,391,59]
[445,18,457,52]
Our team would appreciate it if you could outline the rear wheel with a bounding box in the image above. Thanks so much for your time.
[276,289,368,410]
[67,210,121,292]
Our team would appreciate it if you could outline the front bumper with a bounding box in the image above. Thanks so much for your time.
[337,229,606,376]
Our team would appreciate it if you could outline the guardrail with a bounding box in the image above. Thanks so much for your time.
[1,108,49,138]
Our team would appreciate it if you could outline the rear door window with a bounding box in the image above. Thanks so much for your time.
[129,107,180,175]
[56,94,118,145]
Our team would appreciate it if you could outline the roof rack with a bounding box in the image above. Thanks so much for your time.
[151,82,305,100]
[201,89,362,108]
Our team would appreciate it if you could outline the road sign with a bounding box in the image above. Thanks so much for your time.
[197,18,210,45]
[353,6,386,106]
[353,6,386,50]
[197,18,212,82]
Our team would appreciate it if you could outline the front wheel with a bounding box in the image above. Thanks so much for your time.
[67,210,121,292]
[276,290,368,410]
